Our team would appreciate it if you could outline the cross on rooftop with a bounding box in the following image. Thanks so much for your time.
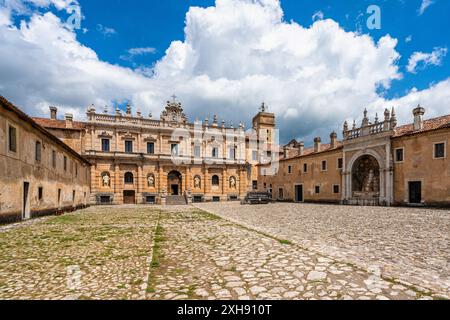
[171,94,177,103]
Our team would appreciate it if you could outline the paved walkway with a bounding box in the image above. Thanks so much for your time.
[0,206,158,300]
[0,204,448,300]
[147,207,436,300]
[195,202,450,298]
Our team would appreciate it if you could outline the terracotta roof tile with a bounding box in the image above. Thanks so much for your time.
[393,115,450,137]
[33,117,86,130]
[0,96,90,165]
[281,142,343,162]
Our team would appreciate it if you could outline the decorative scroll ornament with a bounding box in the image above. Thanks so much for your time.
[160,98,188,123]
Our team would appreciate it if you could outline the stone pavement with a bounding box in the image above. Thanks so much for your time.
[0,204,448,300]
[195,202,450,299]
[0,206,158,300]
[147,207,436,300]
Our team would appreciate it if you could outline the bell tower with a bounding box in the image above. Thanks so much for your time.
[253,102,276,144]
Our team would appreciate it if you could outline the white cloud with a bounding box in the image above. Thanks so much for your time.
[312,10,324,21]
[96,24,116,36]
[407,47,448,74]
[405,35,412,43]
[120,47,157,63]
[128,47,156,56]
[418,0,434,15]
[0,0,449,143]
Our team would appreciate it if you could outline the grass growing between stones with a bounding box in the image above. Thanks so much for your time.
[0,206,158,300]
[146,210,164,294]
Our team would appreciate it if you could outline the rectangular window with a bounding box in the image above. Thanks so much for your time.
[288,165,292,174]
[147,142,155,155]
[252,150,258,161]
[395,148,404,162]
[125,140,133,153]
[315,186,321,194]
[252,180,258,190]
[38,187,43,200]
[333,185,340,194]
[338,158,343,170]
[35,141,41,163]
[303,163,308,173]
[194,145,201,158]
[171,144,179,156]
[63,156,67,171]
[101,139,110,152]
[8,125,17,152]
[212,147,219,158]
[434,143,445,159]
[72,190,76,202]
[229,147,236,159]
[321,160,327,171]
[75,163,78,177]
[52,150,56,168]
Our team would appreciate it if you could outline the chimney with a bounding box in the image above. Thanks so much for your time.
[298,141,305,156]
[314,137,321,153]
[50,106,57,120]
[330,132,338,149]
[65,113,73,128]
[413,105,425,131]
[283,146,288,159]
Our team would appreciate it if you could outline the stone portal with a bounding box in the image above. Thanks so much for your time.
[352,155,380,199]
[168,171,183,196]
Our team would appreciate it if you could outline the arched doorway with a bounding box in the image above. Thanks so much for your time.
[352,155,380,199]
[168,171,182,195]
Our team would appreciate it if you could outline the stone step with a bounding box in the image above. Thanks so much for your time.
[166,195,188,206]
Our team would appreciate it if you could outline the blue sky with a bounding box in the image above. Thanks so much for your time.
[1,0,449,143]
[74,0,450,99]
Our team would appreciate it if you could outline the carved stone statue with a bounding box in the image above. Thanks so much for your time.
[230,176,237,189]
[352,155,380,196]
[102,173,110,187]
[363,169,379,193]
[147,175,155,188]
[194,176,201,189]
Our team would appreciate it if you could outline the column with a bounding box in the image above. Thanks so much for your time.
[114,163,120,204]
[222,167,227,200]
[90,163,97,204]
[204,167,209,198]
[137,164,143,204]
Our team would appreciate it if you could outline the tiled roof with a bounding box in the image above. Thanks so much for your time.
[393,115,450,137]
[281,142,343,162]
[0,96,90,165]
[33,117,86,130]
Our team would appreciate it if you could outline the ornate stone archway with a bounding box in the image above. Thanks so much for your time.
[343,148,393,206]
[351,155,380,197]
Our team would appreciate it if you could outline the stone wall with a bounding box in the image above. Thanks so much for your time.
[392,128,450,207]
[259,148,343,203]
[0,103,91,224]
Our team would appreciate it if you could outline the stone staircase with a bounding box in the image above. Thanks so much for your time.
[166,195,188,206]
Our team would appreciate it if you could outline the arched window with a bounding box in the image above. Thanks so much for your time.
[212,175,220,186]
[124,172,134,184]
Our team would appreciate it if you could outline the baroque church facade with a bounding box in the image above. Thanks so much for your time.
[33,99,274,205]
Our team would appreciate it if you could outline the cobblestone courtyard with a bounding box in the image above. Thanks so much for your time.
[0,204,449,300]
